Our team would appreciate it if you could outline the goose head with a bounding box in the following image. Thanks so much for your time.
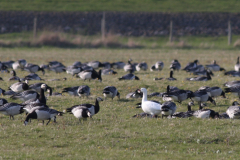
[97,97,103,102]
[41,84,47,91]
[232,101,240,106]
[208,97,216,105]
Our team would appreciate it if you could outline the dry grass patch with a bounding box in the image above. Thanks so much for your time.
[233,39,240,48]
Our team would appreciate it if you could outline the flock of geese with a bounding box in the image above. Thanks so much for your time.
[0,57,240,125]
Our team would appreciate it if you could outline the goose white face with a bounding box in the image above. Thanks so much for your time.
[41,84,47,90]
[24,121,28,125]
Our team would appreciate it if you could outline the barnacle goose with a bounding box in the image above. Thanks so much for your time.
[102,86,120,100]
[198,86,226,98]
[72,61,82,68]
[0,98,8,106]
[23,102,49,115]
[224,70,240,77]
[78,69,102,82]
[186,71,212,81]
[192,107,219,119]
[111,62,125,69]
[8,70,20,81]
[193,69,214,76]
[140,88,162,117]
[68,106,92,121]
[10,90,39,102]
[118,72,139,80]
[2,60,14,69]
[29,83,52,96]
[154,61,164,71]
[132,112,159,118]
[189,90,216,109]
[102,62,111,69]
[166,70,177,81]
[235,57,240,72]
[224,80,240,87]
[124,59,135,72]
[205,60,225,72]
[170,59,181,71]
[77,85,90,98]
[102,69,117,75]
[126,89,142,99]
[13,59,27,70]
[136,62,148,71]
[183,59,198,71]
[24,107,63,125]
[66,97,103,118]
[24,64,45,75]
[24,73,43,81]
[62,86,79,96]
[66,65,82,76]
[224,85,240,99]
[0,103,24,119]
[163,85,192,103]
[9,80,29,93]
[186,65,205,73]
[161,101,177,118]
[49,64,66,73]
[87,61,103,69]
[172,102,195,118]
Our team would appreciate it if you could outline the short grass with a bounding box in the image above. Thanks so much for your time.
[0,0,240,12]
[0,48,240,159]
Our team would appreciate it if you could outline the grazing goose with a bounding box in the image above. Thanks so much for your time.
[205,60,225,72]
[3,90,15,96]
[49,64,66,73]
[224,70,240,77]
[10,90,39,102]
[29,83,52,96]
[1,64,9,73]
[226,104,240,119]
[161,101,177,118]
[102,86,120,100]
[66,97,103,117]
[124,59,135,72]
[186,71,212,81]
[193,69,214,76]
[66,65,82,76]
[136,62,148,71]
[78,69,102,82]
[193,108,219,119]
[0,103,24,119]
[8,70,20,81]
[170,59,181,71]
[72,61,82,68]
[132,112,159,118]
[23,102,49,114]
[198,86,226,98]
[62,86,79,96]
[111,62,125,69]
[183,59,198,71]
[235,57,240,72]
[0,98,8,106]
[0,88,5,95]
[126,89,142,99]
[77,85,90,98]
[24,64,45,75]
[225,85,240,99]
[118,72,139,80]
[9,80,29,93]
[12,59,27,70]
[24,73,43,81]
[172,102,195,118]
[24,107,63,125]
[140,88,162,117]
[68,106,92,121]
[224,80,240,87]
[189,90,216,109]
[166,70,177,81]
[102,62,111,69]
[87,61,103,69]
[102,69,117,75]
[163,85,192,103]
[48,61,65,67]
[2,60,14,69]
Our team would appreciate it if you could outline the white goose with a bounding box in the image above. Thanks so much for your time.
[140,88,162,117]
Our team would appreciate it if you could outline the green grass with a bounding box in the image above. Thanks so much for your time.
[0,0,240,12]
[0,48,240,159]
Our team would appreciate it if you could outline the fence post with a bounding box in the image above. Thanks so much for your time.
[33,17,37,39]
[101,12,106,41]
[228,20,232,45]
[169,20,173,42]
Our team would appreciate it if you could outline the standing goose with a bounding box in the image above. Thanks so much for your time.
[9,80,29,93]
[102,69,117,75]
[77,85,90,98]
[0,103,24,119]
[170,59,181,71]
[10,90,39,102]
[161,101,177,118]
[189,90,216,109]
[235,57,240,72]
[24,107,63,125]
[66,97,103,117]
[24,64,45,75]
[140,88,162,117]
[23,102,49,115]
[186,71,212,81]
[118,71,139,80]
[78,69,102,82]
[102,86,120,100]
[29,83,52,96]
[205,60,225,72]
[62,86,79,96]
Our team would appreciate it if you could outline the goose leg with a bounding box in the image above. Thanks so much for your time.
[53,116,56,123]
[161,115,164,119]
[198,102,202,110]
[46,118,51,125]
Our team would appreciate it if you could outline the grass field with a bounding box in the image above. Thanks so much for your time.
[0,47,240,159]
[0,0,240,12]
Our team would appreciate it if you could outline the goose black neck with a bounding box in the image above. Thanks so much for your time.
[25,111,37,122]
[170,71,173,78]
[39,88,46,104]
[94,99,100,114]
[187,104,192,111]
